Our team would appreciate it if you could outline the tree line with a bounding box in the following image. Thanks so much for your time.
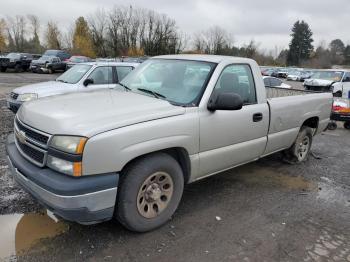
[0,6,349,68]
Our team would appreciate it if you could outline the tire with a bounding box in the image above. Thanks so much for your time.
[0,67,6,72]
[48,67,54,74]
[283,126,313,164]
[327,122,337,131]
[344,121,350,130]
[14,64,22,73]
[116,153,184,232]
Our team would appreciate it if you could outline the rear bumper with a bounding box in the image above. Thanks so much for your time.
[6,134,119,224]
[331,112,350,122]
[6,99,22,113]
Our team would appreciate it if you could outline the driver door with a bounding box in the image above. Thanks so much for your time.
[198,64,269,177]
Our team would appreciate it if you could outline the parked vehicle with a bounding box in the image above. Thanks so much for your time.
[304,69,350,97]
[30,56,67,74]
[6,55,332,232]
[328,98,350,130]
[66,56,92,69]
[286,70,303,81]
[43,49,71,61]
[121,56,148,63]
[263,76,291,88]
[0,53,34,72]
[6,62,139,112]
[277,68,289,78]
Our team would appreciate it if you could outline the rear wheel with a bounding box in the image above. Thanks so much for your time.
[344,121,350,130]
[14,64,22,73]
[116,153,184,232]
[283,126,313,164]
[327,121,338,131]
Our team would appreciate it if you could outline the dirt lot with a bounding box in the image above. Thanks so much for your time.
[0,73,349,262]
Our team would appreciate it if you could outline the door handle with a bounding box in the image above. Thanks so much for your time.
[253,113,263,122]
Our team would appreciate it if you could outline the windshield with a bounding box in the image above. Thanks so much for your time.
[120,59,216,106]
[311,71,344,82]
[6,53,20,59]
[56,64,92,84]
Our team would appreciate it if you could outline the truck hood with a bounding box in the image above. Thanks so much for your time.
[304,78,335,87]
[17,89,186,137]
[13,81,73,97]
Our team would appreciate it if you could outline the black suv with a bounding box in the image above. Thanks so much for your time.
[0,53,34,72]
[43,50,71,61]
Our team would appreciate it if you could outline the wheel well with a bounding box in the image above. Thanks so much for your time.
[121,148,191,184]
[302,117,319,129]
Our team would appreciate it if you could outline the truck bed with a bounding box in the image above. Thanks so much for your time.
[266,87,319,99]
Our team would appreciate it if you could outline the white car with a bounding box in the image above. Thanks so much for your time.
[6,62,139,113]
[263,76,291,89]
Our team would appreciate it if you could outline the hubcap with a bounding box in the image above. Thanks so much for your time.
[297,136,310,161]
[137,172,174,218]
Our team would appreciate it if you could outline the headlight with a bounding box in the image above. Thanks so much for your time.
[18,93,38,102]
[47,155,82,176]
[50,135,87,154]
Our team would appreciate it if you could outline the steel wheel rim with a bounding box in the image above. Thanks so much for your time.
[137,171,174,219]
[297,136,310,161]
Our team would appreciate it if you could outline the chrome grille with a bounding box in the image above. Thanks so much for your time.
[14,117,51,167]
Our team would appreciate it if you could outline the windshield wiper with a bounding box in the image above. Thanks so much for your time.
[137,88,166,99]
[56,79,67,83]
[118,82,131,91]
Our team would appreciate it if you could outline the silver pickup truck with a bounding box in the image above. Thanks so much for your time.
[6,55,332,232]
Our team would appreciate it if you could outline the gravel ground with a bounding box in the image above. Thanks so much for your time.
[0,73,349,262]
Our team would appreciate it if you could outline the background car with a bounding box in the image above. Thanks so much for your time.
[30,56,67,74]
[263,76,291,88]
[0,53,34,72]
[6,62,139,112]
[43,49,71,61]
[66,56,92,69]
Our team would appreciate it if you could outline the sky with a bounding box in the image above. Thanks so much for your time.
[1,0,349,54]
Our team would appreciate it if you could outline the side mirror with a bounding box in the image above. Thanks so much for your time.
[83,78,94,86]
[207,91,243,111]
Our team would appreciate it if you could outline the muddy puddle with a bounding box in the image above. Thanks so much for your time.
[232,165,318,191]
[0,212,68,260]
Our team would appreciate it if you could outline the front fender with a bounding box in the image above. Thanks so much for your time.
[82,112,199,176]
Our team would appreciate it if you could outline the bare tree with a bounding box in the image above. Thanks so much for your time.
[88,8,108,57]
[6,15,27,51]
[27,14,42,53]
[45,21,61,49]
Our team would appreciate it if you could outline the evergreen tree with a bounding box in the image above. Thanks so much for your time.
[344,45,350,65]
[72,17,95,58]
[287,20,313,66]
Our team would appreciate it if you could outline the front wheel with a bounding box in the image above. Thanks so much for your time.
[116,153,184,232]
[344,121,350,130]
[283,126,313,164]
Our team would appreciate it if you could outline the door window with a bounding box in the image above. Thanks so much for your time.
[88,66,112,85]
[343,72,350,82]
[214,64,257,105]
[115,66,133,82]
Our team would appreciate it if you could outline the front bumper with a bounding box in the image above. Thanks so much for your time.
[6,134,119,224]
[6,99,23,113]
